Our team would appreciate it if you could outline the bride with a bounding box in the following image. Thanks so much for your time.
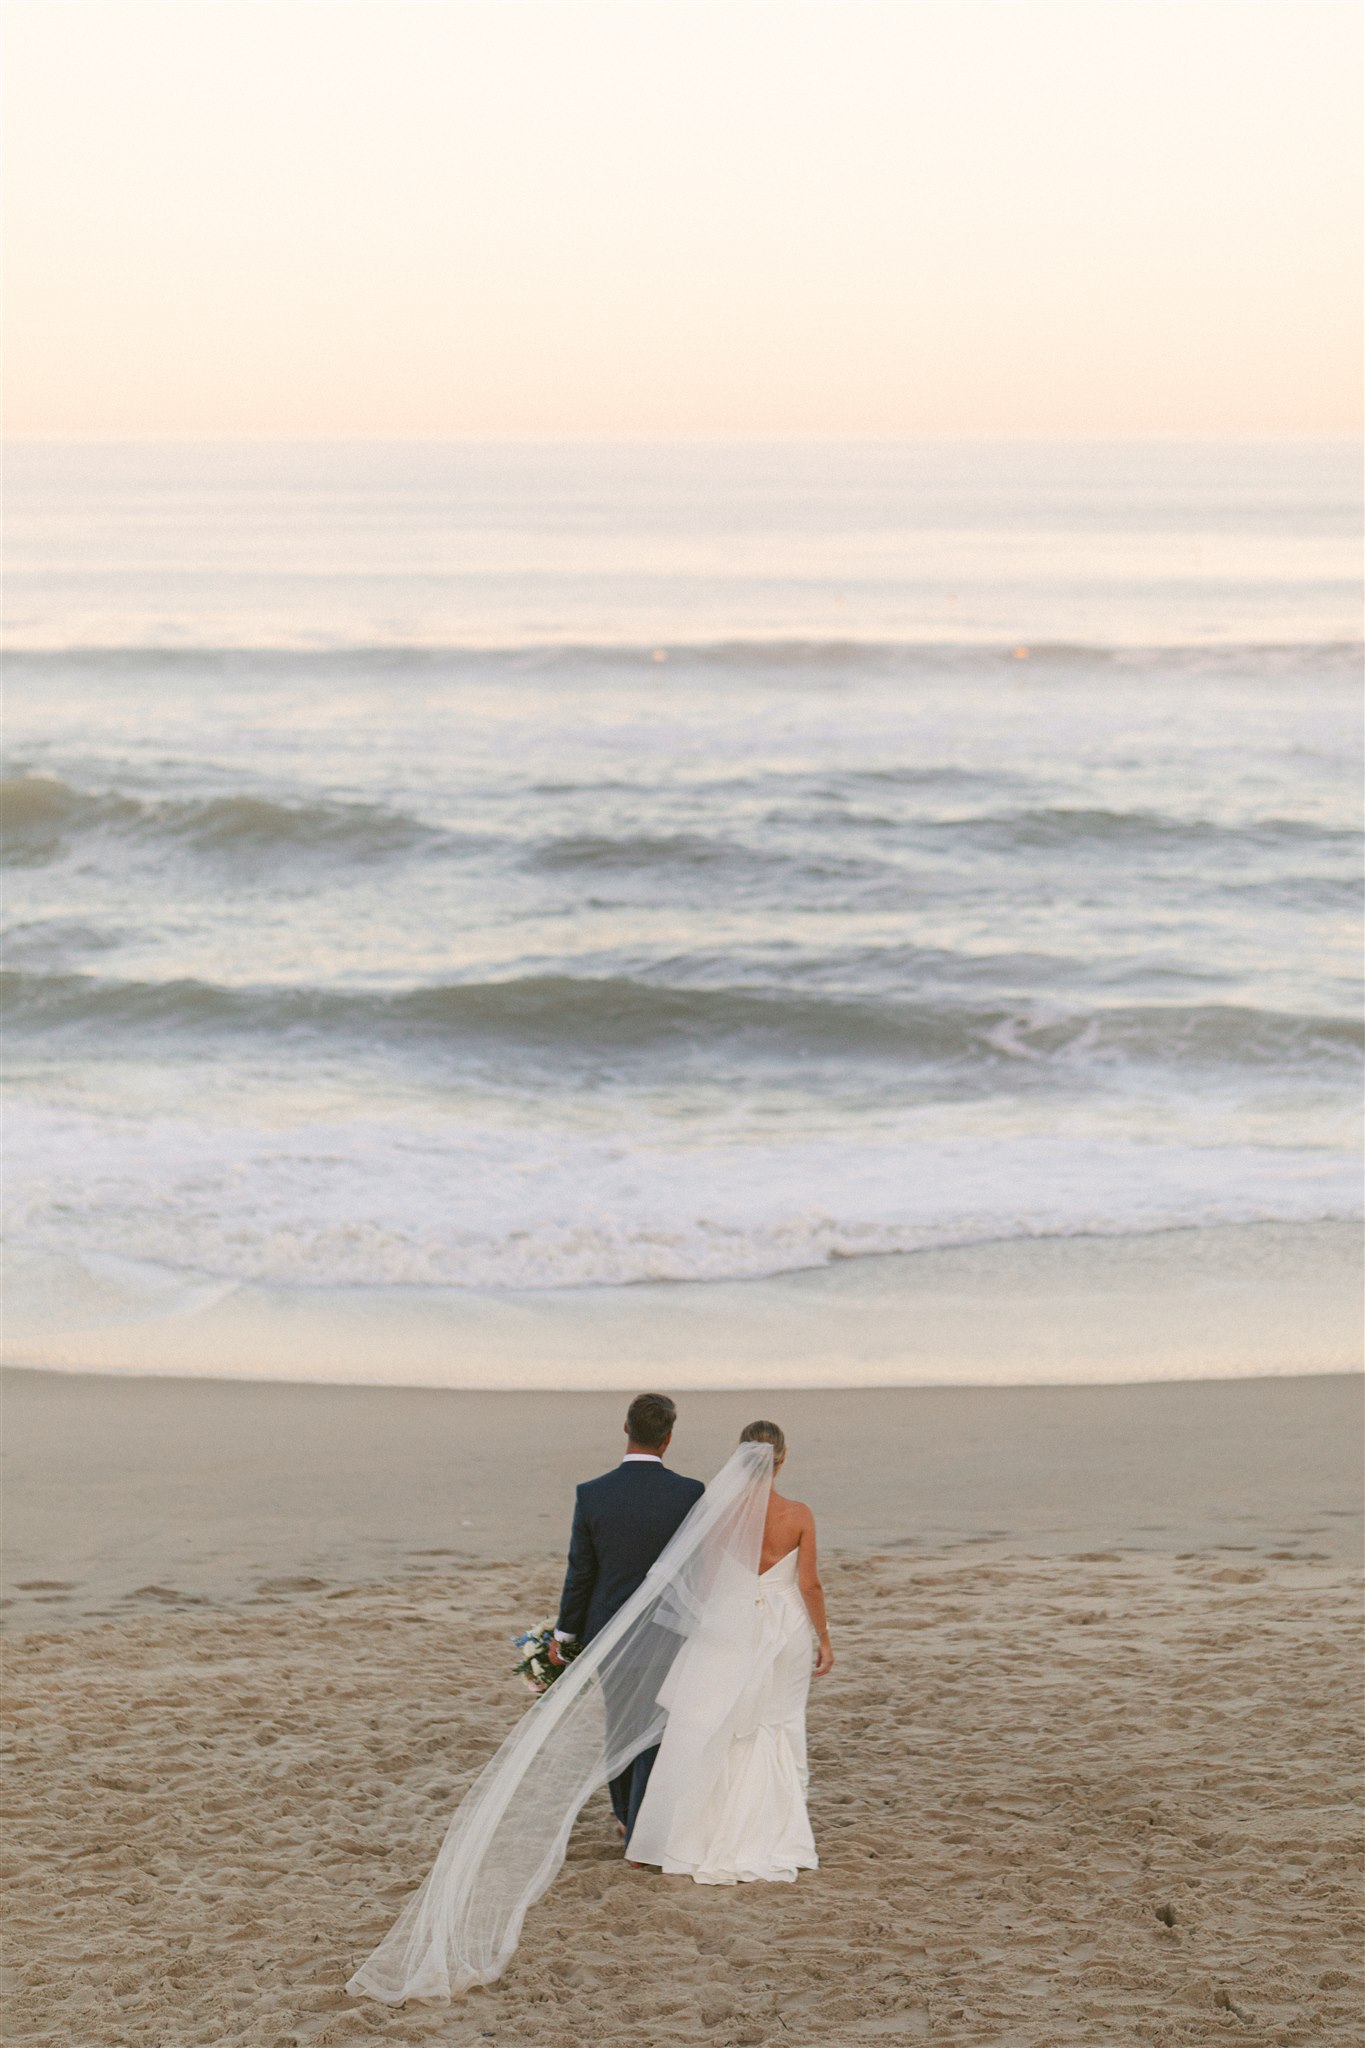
[347,1419,833,2004]
[627,1418,833,1882]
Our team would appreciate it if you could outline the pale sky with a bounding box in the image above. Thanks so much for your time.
[4,1,1361,440]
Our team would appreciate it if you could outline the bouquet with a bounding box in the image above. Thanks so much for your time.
[512,1620,578,1695]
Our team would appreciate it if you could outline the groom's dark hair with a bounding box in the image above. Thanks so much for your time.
[626,1392,677,1449]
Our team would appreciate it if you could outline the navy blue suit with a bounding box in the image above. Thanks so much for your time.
[556,1458,705,1837]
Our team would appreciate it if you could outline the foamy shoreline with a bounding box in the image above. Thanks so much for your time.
[4,1219,1360,1393]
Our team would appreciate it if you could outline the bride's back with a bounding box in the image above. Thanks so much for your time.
[759,1489,809,1574]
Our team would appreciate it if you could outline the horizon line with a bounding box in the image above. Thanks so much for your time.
[6,429,1362,449]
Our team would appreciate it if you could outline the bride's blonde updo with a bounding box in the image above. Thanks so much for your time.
[739,1419,786,1460]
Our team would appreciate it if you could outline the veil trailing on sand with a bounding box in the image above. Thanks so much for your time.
[346,1441,774,2004]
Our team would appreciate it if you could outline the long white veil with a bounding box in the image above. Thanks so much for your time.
[346,1441,774,2004]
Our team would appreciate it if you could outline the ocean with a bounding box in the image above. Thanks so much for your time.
[2,438,1361,1384]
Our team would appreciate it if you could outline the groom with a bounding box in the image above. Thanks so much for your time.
[550,1392,704,1842]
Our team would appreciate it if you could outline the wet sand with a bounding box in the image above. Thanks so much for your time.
[2,1369,1361,1628]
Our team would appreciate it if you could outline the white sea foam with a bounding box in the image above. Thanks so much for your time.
[3,1100,1358,1305]
[2,442,1360,1376]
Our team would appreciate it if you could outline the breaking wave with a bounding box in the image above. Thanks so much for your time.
[4,966,1359,1080]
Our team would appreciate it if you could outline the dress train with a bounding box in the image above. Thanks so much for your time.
[627,1546,818,1884]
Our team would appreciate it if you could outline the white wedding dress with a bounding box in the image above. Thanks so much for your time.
[628,1544,818,1883]
[347,1444,815,2006]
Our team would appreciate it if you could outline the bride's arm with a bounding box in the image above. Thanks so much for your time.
[796,1509,834,1676]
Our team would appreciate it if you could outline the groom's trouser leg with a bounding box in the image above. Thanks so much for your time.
[622,1744,659,1847]
[607,1764,631,1828]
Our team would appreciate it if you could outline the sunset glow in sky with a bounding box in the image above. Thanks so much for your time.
[5,1,1362,440]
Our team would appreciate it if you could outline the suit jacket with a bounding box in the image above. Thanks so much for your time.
[556,1460,705,1644]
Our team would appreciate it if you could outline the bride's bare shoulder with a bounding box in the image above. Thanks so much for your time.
[771,1492,815,1527]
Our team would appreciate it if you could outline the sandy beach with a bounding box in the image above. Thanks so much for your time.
[3,1371,1361,2046]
